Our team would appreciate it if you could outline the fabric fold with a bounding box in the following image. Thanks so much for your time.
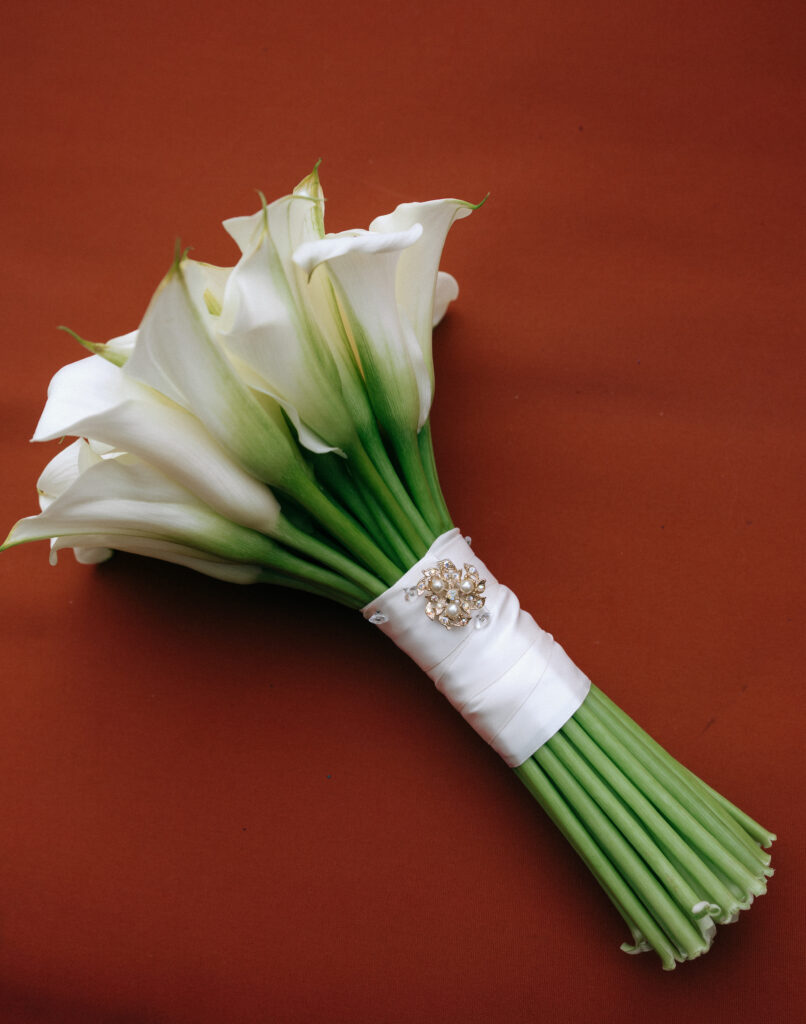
[362,529,591,766]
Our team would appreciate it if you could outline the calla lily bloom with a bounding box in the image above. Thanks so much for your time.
[124,258,308,492]
[218,191,357,455]
[34,353,282,535]
[5,444,285,567]
[4,441,374,601]
[369,198,476,411]
[294,224,429,436]
[30,439,265,582]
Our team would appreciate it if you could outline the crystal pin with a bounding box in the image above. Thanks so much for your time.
[414,559,487,630]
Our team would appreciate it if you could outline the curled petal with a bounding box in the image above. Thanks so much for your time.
[293,224,423,279]
[36,439,101,510]
[34,355,281,534]
[4,453,283,570]
[105,330,138,362]
[433,272,459,327]
[292,226,431,432]
[370,199,475,386]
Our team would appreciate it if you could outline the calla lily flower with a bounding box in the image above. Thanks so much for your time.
[4,442,286,570]
[219,168,380,454]
[52,532,266,583]
[34,353,282,534]
[124,257,308,491]
[294,224,430,435]
[34,440,259,579]
[293,197,475,433]
[5,440,378,600]
[218,188,357,454]
[369,198,476,403]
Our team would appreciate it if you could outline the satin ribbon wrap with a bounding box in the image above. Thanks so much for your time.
[362,529,591,767]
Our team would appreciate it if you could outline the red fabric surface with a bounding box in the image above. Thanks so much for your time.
[1,1,803,1021]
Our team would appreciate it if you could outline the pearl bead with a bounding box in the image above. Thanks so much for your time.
[446,602,459,617]
[460,578,475,594]
[431,578,445,593]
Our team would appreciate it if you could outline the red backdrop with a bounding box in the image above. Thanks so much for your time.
[1,2,803,1021]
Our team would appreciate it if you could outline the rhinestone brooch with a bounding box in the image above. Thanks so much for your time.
[415,559,487,630]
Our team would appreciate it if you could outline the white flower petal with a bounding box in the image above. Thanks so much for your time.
[69,544,113,564]
[51,534,262,583]
[218,222,350,453]
[6,454,281,570]
[34,355,281,534]
[123,261,301,486]
[105,330,138,361]
[293,224,424,278]
[185,260,232,331]
[36,440,94,508]
[370,199,474,392]
[433,271,459,327]
[220,179,368,453]
[223,208,264,254]
[292,226,431,432]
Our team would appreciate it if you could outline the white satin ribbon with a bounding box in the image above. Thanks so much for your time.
[362,529,591,767]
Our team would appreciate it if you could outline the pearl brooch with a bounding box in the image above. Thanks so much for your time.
[415,560,487,630]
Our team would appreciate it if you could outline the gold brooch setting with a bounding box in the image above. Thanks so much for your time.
[414,560,486,630]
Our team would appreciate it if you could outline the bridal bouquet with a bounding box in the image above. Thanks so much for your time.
[4,166,774,968]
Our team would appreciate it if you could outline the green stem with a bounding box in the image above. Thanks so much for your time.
[392,431,443,535]
[274,513,387,599]
[539,734,708,958]
[592,687,776,851]
[359,423,435,548]
[360,488,418,570]
[347,439,429,560]
[240,531,374,606]
[514,756,679,970]
[560,716,737,918]
[583,689,770,887]
[418,421,453,532]
[287,469,400,590]
[314,455,407,571]
[684,775,777,850]
[256,568,368,609]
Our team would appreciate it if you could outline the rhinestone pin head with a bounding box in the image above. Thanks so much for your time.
[416,560,487,630]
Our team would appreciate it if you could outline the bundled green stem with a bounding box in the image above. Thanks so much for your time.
[257,421,775,968]
[515,685,774,968]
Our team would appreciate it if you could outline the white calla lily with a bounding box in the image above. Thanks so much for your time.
[293,224,430,434]
[8,440,380,602]
[33,353,281,534]
[217,190,356,454]
[27,440,265,582]
[369,198,476,403]
[7,170,475,595]
[124,258,305,489]
[5,446,286,570]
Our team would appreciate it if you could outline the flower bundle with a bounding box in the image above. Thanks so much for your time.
[5,167,774,968]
